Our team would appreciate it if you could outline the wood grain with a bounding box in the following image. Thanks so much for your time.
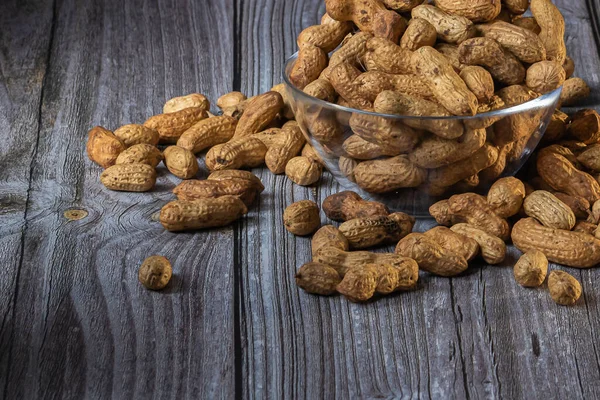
[1,0,237,398]
[0,0,55,395]
[1,0,600,398]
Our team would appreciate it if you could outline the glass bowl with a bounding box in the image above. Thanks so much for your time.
[283,52,561,215]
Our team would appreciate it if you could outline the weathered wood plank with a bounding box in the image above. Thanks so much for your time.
[1,0,237,398]
[0,0,55,395]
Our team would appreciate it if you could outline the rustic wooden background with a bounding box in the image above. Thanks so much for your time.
[2,0,600,398]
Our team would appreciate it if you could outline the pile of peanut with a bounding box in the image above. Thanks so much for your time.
[288,0,590,196]
[86,0,592,304]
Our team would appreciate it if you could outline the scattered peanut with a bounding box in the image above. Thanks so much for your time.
[163,93,210,113]
[512,218,600,268]
[395,233,468,277]
[139,256,172,290]
[296,262,341,295]
[160,196,248,232]
[100,163,157,192]
[450,223,506,264]
[322,191,389,221]
[548,270,582,306]
[163,146,199,179]
[144,107,208,144]
[113,124,160,147]
[285,156,323,186]
[487,177,526,218]
[339,212,415,249]
[284,200,321,236]
[311,225,350,256]
[523,190,576,230]
[115,144,163,167]
[87,126,126,169]
[514,250,548,287]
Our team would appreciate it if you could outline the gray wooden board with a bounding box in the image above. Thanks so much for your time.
[1,0,237,398]
[1,0,600,398]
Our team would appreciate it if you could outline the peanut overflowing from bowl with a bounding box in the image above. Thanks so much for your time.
[286,0,590,197]
[85,0,595,309]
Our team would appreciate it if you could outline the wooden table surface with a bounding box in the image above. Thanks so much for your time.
[2,0,600,398]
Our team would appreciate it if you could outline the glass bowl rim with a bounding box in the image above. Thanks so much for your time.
[282,51,562,121]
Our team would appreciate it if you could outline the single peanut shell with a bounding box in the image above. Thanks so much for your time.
[163,93,210,114]
[163,146,199,179]
[548,270,582,306]
[477,21,546,64]
[514,250,548,287]
[395,233,468,277]
[364,37,413,75]
[373,91,464,139]
[290,45,329,90]
[297,17,353,53]
[400,18,437,51]
[427,144,498,188]
[512,217,600,268]
[458,37,526,85]
[144,107,208,144]
[173,178,259,207]
[448,192,511,240]
[354,155,427,193]
[450,223,507,264]
[283,200,321,236]
[207,169,265,193]
[87,126,126,169]
[177,116,237,153]
[568,109,600,145]
[511,16,541,33]
[322,191,390,222]
[311,225,350,256]
[434,0,501,22]
[233,92,284,138]
[336,265,379,302]
[487,177,526,218]
[423,226,479,261]
[113,124,159,147]
[412,46,479,116]
[349,113,420,153]
[552,192,591,219]
[115,144,163,167]
[295,263,341,295]
[285,156,322,186]
[409,127,486,169]
[559,78,591,107]
[531,0,567,64]
[265,121,305,174]
[339,212,415,249]
[523,190,576,230]
[504,0,529,15]
[526,61,566,94]
[303,79,337,103]
[139,256,172,290]
[100,163,156,192]
[217,91,247,110]
[459,66,495,103]
[411,5,476,44]
[537,152,600,203]
[160,196,248,231]
[205,137,267,171]
[573,221,598,235]
[339,156,358,183]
